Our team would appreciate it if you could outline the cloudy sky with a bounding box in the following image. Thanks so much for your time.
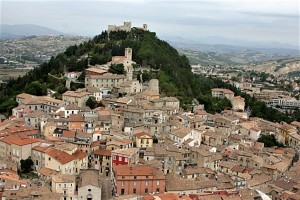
[1,0,299,46]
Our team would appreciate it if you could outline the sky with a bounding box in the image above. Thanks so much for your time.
[1,0,299,47]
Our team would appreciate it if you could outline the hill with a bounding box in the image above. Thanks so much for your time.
[0,28,296,122]
[0,24,64,39]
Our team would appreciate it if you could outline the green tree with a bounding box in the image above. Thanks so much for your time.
[20,157,34,173]
[257,134,284,148]
[24,81,47,96]
[86,96,98,109]
[108,64,125,74]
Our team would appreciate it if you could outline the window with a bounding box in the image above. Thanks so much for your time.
[145,181,148,186]
[122,176,125,179]
[119,157,122,161]
[88,189,91,192]
[113,156,116,160]
[133,188,136,194]
[133,181,136,186]
[48,157,51,161]
[122,181,124,186]
[134,176,137,179]
[145,188,148,193]
[156,188,160,193]
[157,181,160,185]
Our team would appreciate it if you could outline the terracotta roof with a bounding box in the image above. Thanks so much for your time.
[72,150,88,160]
[32,143,53,152]
[46,148,75,164]
[134,131,152,138]
[211,88,234,94]
[38,167,56,176]
[52,173,76,183]
[219,161,236,169]
[63,90,91,97]
[171,127,192,138]
[111,147,139,156]
[16,93,35,99]
[114,165,164,178]
[62,130,76,138]
[94,149,111,156]
[0,136,41,146]
[69,114,85,122]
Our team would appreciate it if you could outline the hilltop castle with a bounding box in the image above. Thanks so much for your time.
[107,22,148,33]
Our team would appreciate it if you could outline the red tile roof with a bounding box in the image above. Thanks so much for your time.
[94,149,111,157]
[0,136,41,146]
[134,131,152,138]
[72,150,88,160]
[69,114,85,122]
[46,148,75,164]
[114,165,164,178]
[62,130,76,138]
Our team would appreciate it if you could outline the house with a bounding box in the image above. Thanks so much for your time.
[0,136,41,164]
[201,130,229,146]
[32,142,54,170]
[133,132,153,148]
[113,165,165,196]
[67,71,80,79]
[169,127,201,146]
[93,148,111,176]
[211,88,234,100]
[68,114,85,132]
[61,130,76,142]
[63,90,91,107]
[44,147,88,175]
[111,148,139,167]
[24,110,45,128]
[165,173,218,195]
[232,96,245,111]
[37,167,57,181]
[51,173,77,200]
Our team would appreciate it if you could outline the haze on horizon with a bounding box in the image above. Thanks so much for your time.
[1,0,299,47]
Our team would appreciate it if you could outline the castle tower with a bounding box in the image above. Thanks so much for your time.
[125,48,132,61]
[149,79,159,93]
[126,66,133,81]
[143,24,148,31]
[123,22,132,32]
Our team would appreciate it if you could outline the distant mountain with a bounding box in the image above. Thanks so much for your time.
[160,35,300,55]
[0,24,65,39]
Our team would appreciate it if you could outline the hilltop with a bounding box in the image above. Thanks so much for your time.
[0,27,294,123]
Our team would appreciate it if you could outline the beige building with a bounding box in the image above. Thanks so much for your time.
[231,96,245,111]
[32,142,53,170]
[63,90,92,107]
[52,173,77,200]
[115,80,143,95]
[85,73,126,89]
[133,132,153,148]
[0,136,41,164]
[24,110,45,128]
[44,148,88,175]
[211,88,234,101]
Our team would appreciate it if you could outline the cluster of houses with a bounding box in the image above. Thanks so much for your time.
[0,48,300,200]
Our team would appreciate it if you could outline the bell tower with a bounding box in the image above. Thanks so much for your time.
[125,48,132,61]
